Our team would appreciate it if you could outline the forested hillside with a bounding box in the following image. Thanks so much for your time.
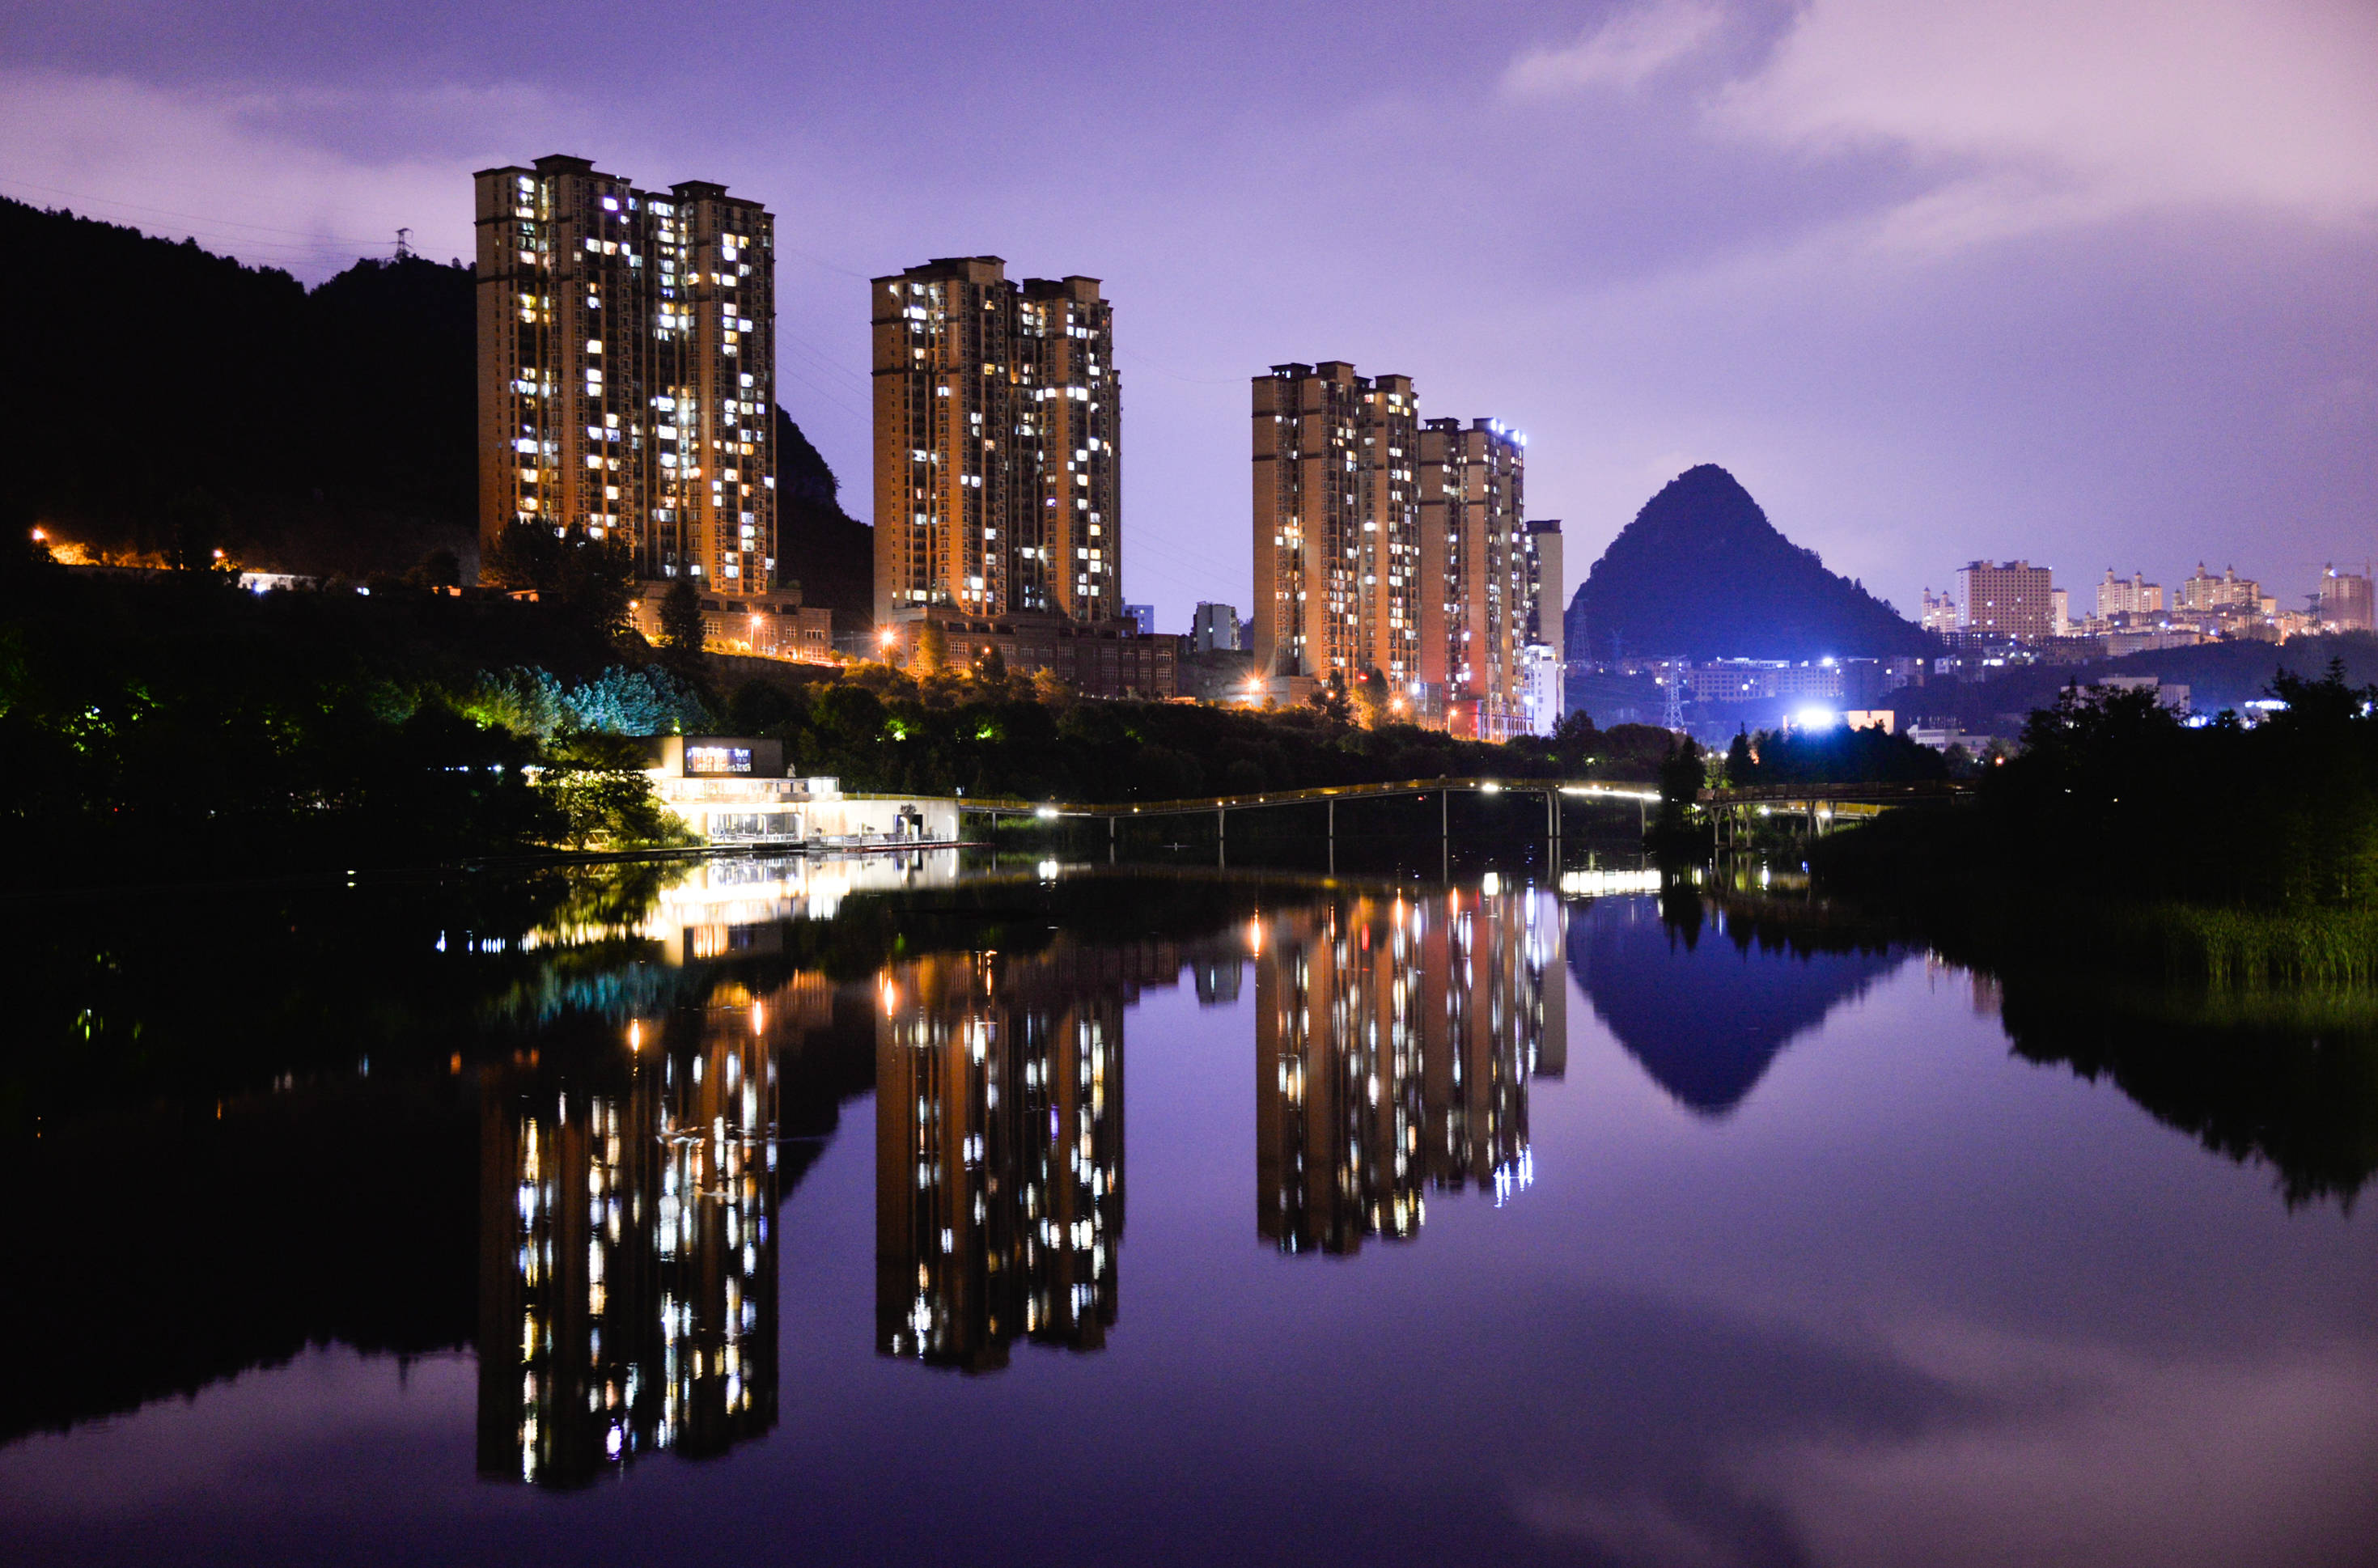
[1,197,867,608]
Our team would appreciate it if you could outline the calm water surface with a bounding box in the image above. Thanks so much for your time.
[3,853,2374,1567]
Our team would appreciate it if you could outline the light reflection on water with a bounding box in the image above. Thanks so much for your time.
[2,855,2376,1566]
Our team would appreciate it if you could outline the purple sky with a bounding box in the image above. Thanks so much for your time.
[5,0,2373,629]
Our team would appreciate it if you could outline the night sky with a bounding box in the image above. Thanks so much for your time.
[6,0,2372,629]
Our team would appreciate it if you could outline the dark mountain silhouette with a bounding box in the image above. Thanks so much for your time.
[2,197,862,607]
[1567,464,1936,662]
[1566,895,1906,1117]
[775,406,873,622]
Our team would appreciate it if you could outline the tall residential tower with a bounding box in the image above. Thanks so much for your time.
[1418,417,1530,740]
[1250,362,1420,692]
[871,258,1118,626]
[474,155,776,587]
[1251,365,1537,736]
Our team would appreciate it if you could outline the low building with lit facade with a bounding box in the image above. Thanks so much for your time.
[628,585,834,663]
[474,155,777,588]
[877,609,1176,698]
[638,735,958,847]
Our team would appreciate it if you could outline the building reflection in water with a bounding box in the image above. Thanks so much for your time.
[876,939,1188,1371]
[1256,884,1564,1255]
[477,985,786,1486]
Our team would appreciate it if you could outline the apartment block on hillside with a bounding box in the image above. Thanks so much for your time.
[474,155,776,587]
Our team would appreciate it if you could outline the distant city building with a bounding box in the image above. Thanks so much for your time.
[872,257,1117,626]
[1251,362,1420,695]
[474,155,777,587]
[1682,661,1846,704]
[2105,627,2206,657]
[1123,603,1155,636]
[2092,674,2190,712]
[1956,560,2055,641]
[1520,643,1562,735]
[1190,601,1244,656]
[2096,569,2164,619]
[1921,588,1959,635]
[2320,564,2373,632]
[2177,562,2262,614]
[2049,587,2071,637]
[1418,417,1532,740]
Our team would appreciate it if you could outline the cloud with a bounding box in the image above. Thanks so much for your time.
[1716,0,2378,236]
[1504,0,1729,96]
[0,70,578,279]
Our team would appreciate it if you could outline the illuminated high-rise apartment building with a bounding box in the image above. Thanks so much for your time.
[1250,363,1421,692]
[474,155,777,587]
[871,258,1118,625]
[1419,417,1532,740]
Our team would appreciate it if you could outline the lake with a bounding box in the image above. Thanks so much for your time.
[3,850,2374,1567]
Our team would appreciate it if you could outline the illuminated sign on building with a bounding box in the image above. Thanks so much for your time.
[686,745,754,775]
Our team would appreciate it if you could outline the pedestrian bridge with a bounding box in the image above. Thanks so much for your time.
[952,777,1664,871]
[1696,780,1972,845]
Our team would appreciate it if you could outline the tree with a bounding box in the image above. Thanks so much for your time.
[549,528,634,638]
[657,578,706,687]
[1031,667,1073,708]
[1308,672,1352,727]
[1355,667,1389,728]
[1550,709,1600,771]
[166,489,231,572]
[914,618,948,675]
[1657,735,1706,835]
[976,643,1007,682]
[407,548,461,591]
[481,519,558,591]
[1725,727,1753,786]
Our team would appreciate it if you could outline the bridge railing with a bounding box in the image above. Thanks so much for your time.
[951,776,1661,820]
